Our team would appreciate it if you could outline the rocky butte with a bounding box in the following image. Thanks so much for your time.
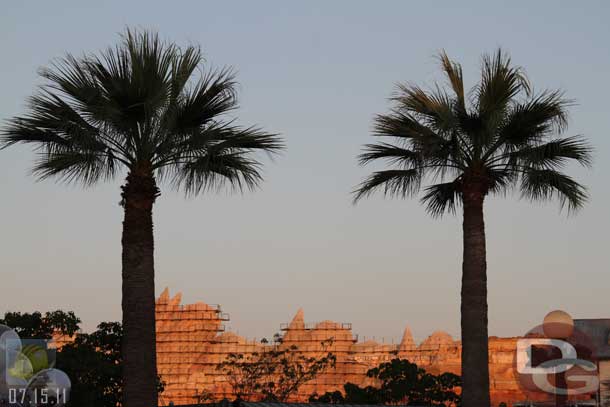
[155,288,534,406]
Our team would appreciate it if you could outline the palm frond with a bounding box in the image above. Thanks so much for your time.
[357,143,422,167]
[438,50,465,110]
[392,83,457,133]
[420,180,461,217]
[494,91,571,150]
[486,167,517,196]
[520,168,588,212]
[508,136,593,170]
[85,47,168,128]
[169,45,203,103]
[157,123,282,194]
[1,89,133,170]
[2,117,71,149]
[374,111,436,140]
[154,123,281,168]
[353,169,421,203]
[476,49,530,118]
[33,150,117,186]
[152,68,239,161]
[209,126,284,153]
[373,112,455,156]
[172,68,237,133]
[41,54,128,133]
[174,151,263,196]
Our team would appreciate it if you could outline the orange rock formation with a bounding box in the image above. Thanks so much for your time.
[155,289,534,407]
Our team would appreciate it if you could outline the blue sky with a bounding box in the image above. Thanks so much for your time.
[1,1,609,342]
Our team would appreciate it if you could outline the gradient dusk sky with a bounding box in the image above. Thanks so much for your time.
[1,1,609,343]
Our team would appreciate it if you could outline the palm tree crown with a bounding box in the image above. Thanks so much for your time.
[355,50,592,214]
[2,30,283,191]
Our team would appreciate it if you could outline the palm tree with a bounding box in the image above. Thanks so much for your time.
[2,30,283,407]
[354,50,592,406]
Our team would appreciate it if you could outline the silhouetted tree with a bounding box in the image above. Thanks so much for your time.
[218,343,335,401]
[2,29,282,407]
[310,358,461,406]
[0,311,80,338]
[355,50,592,406]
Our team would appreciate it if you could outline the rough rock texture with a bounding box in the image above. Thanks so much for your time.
[155,289,543,407]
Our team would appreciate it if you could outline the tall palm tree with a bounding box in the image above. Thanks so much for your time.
[354,50,592,406]
[2,30,283,407]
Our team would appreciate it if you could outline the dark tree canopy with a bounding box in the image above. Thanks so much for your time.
[355,50,592,215]
[0,310,80,339]
[310,358,461,406]
[1,310,164,407]
[56,321,165,407]
[57,322,124,407]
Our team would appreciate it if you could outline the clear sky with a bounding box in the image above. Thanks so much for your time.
[1,1,609,343]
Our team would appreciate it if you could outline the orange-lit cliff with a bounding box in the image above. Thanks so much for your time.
[155,288,536,406]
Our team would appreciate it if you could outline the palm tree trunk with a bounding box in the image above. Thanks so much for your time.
[121,165,159,407]
[461,188,491,407]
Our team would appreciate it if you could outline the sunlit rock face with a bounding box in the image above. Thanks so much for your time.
[154,289,537,406]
